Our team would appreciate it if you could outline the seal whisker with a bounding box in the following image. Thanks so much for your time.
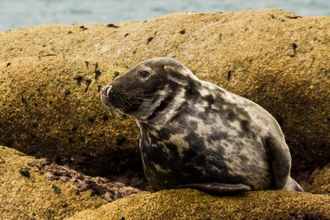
[104,106,124,119]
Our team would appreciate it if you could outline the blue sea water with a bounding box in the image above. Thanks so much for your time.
[0,0,329,32]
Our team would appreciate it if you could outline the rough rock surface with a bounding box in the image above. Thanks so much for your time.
[0,8,329,179]
[0,56,141,176]
[68,189,330,220]
[28,158,150,202]
[311,165,330,194]
[0,146,106,219]
[0,146,148,219]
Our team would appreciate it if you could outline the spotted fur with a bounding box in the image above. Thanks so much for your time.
[100,57,303,194]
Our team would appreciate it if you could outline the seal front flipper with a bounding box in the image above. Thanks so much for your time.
[175,183,251,195]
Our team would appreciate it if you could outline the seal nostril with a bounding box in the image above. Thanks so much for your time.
[101,85,112,96]
[106,85,112,96]
[100,85,112,98]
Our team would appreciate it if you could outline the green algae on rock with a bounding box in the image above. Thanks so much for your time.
[68,189,330,220]
[19,168,31,178]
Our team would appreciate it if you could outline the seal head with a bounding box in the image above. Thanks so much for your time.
[101,57,303,194]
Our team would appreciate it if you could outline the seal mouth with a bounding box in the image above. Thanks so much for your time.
[100,84,144,114]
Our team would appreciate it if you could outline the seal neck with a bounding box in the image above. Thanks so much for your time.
[137,87,188,126]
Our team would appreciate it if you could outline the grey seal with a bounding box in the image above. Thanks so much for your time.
[100,57,303,195]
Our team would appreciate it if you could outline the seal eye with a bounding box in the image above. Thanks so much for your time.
[139,71,150,79]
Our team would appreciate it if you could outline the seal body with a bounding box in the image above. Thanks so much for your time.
[100,57,303,194]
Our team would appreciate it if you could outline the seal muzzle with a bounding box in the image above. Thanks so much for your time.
[100,85,113,107]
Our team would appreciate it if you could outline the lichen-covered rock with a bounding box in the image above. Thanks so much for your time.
[68,189,330,220]
[311,166,330,194]
[0,146,107,220]
[0,8,329,179]
[0,56,140,176]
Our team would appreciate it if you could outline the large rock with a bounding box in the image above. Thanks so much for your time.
[68,189,330,220]
[0,8,329,178]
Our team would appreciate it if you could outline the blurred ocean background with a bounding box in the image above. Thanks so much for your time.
[0,0,329,32]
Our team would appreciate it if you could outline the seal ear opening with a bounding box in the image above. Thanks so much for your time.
[163,65,175,73]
